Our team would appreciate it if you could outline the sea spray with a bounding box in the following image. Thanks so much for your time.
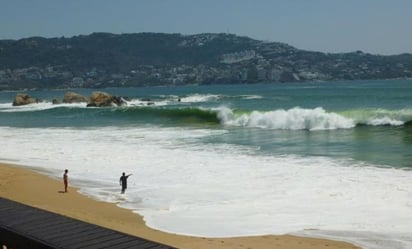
[216,106,355,130]
[340,108,412,126]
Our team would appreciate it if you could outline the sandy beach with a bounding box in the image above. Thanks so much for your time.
[0,163,360,249]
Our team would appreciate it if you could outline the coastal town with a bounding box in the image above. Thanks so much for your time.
[1,33,412,91]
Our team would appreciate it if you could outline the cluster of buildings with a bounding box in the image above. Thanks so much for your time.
[1,37,411,91]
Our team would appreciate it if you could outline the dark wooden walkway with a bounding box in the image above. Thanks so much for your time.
[0,197,175,249]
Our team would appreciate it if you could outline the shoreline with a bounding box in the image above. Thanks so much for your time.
[0,162,360,249]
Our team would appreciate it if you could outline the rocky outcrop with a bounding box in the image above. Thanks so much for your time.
[63,91,88,103]
[87,91,127,107]
[52,98,61,104]
[12,93,40,106]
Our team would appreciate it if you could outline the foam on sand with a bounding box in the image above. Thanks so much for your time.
[0,126,411,248]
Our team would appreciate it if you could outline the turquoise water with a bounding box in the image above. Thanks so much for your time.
[1,80,412,248]
[1,80,412,168]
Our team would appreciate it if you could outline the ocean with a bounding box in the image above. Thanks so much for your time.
[0,80,411,249]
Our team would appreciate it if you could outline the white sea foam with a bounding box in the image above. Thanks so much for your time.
[125,94,218,106]
[126,98,167,106]
[0,102,87,112]
[179,94,220,103]
[367,117,404,126]
[343,108,412,126]
[217,107,356,130]
[239,95,263,100]
[0,103,12,108]
[0,126,411,249]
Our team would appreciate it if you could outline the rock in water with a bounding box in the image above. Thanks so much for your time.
[87,91,127,107]
[63,91,88,103]
[52,98,61,105]
[12,93,40,106]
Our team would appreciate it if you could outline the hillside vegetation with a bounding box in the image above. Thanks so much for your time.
[0,32,411,90]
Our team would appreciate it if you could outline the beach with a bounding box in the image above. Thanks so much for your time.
[1,81,411,248]
[0,162,360,249]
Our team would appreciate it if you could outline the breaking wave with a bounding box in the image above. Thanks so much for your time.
[1,101,411,130]
[216,107,412,130]
[217,107,355,130]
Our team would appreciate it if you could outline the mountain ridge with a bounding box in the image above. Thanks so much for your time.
[0,32,411,90]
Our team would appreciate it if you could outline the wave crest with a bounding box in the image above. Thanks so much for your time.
[2,100,411,130]
[217,107,355,130]
[341,108,412,126]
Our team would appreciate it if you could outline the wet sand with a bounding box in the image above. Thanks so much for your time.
[0,163,360,249]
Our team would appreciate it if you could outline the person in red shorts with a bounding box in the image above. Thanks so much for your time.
[63,169,68,193]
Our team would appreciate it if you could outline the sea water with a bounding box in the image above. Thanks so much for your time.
[0,80,411,249]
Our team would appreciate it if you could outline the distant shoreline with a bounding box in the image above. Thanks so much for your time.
[1,32,412,91]
[1,78,411,94]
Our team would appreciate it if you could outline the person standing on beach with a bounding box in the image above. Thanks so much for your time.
[119,172,132,194]
[63,169,68,193]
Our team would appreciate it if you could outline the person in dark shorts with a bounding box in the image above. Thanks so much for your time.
[119,172,132,194]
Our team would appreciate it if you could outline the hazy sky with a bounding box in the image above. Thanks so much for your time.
[1,0,411,55]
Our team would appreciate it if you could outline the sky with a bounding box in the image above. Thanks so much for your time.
[1,0,411,55]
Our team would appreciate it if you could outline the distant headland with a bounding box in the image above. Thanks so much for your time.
[0,32,411,90]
